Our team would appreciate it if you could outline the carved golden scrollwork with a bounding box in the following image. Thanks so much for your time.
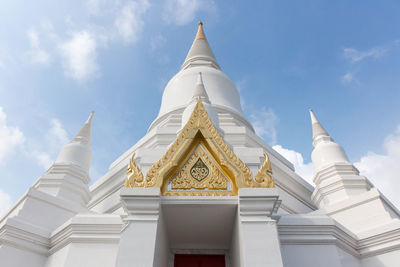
[169,145,228,191]
[124,153,145,187]
[254,152,275,188]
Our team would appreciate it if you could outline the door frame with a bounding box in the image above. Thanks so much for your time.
[169,249,231,267]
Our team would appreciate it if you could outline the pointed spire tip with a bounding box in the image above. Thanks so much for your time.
[181,21,220,70]
[309,109,318,124]
[195,21,206,40]
[72,112,94,146]
[309,109,331,143]
[86,111,94,124]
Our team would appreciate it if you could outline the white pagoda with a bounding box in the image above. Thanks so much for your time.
[1,22,399,267]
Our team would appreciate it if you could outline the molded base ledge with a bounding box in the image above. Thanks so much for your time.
[311,163,372,208]
[239,188,280,219]
[120,187,161,221]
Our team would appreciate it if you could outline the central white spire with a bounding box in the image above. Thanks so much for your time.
[151,22,247,131]
[182,22,220,70]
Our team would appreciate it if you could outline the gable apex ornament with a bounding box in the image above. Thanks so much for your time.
[124,99,274,195]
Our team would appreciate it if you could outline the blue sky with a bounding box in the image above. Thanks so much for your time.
[1,0,400,214]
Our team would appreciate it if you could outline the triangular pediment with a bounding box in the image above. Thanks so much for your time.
[124,98,274,196]
[165,141,234,196]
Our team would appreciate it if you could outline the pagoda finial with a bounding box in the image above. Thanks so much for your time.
[182,21,220,70]
[195,21,206,40]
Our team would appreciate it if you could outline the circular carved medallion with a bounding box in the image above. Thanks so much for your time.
[190,158,209,181]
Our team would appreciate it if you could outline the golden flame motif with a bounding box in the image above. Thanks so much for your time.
[254,152,275,188]
[124,153,144,187]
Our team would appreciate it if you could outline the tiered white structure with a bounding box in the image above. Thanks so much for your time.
[1,22,399,267]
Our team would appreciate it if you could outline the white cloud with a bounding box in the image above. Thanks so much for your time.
[47,119,69,146]
[163,0,216,26]
[0,188,12,217]
[27,28,51,65]
[150,34,166,51]
[59,31,98,81]
[340,72,358,85]
[33,118,69,170]
[115,0,150,44]
[0,107,25,163]
[32,151,53,170]
[250,107,278,145]
[273,145,314,184]
[86,0,101,15]
[355,125,400,208]
[343,47,386,63]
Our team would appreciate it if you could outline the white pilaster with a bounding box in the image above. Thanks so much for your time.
[116,188,161,267]
[238,188,283,267]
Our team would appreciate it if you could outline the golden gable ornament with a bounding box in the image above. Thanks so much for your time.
[124,98,275,196]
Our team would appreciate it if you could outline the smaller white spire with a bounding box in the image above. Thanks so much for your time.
[36,112,94,205]
[310,109,349,171]
[181,73,219,128]
[55,112,94,173]
[192,72,210,103]
[309,110,374,211]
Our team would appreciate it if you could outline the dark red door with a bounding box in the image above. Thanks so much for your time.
[174,254,225,267]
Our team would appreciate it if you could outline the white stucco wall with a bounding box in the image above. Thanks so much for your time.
[281,245,345,267]
[46,243,119,267]
[0,245,47,267]
[362,250,400,267]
